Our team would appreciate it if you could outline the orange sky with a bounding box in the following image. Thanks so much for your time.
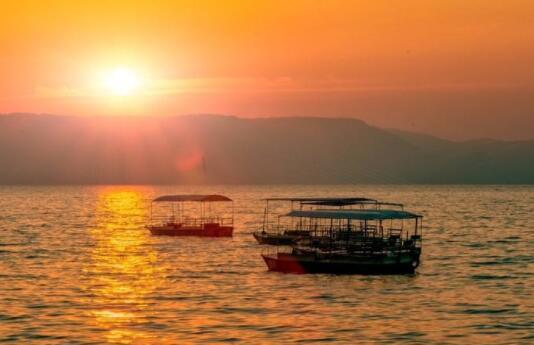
[1,0,533,140]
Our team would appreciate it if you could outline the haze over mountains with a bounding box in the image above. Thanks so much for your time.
[0,113,533,184]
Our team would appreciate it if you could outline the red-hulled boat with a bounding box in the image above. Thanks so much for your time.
[147,194,234,237]
[261,208,423,275]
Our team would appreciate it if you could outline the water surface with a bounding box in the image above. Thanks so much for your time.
[0,185,533,344]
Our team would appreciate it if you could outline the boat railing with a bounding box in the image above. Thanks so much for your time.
[151,216,234,227]
[297,235,420,254]
[263,223,342,235]
[265,223,412,237]
[265,222,421,250]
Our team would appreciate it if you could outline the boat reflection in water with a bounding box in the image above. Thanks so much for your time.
[82,189,165,344]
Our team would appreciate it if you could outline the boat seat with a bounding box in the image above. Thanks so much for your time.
[388,235,400,245]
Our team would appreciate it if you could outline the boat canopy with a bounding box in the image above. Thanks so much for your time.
[286,209,421,220]
[265,197,377,206]
[301,200,378,206]
[152,194,232,202]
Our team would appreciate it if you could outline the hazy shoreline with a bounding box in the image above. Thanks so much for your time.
[1,114,533,185]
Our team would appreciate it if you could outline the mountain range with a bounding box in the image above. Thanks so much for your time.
[0,113,533,184]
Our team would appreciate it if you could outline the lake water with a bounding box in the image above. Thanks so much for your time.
[0,185,533,344]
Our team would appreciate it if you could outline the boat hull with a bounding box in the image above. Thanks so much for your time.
[252,231,298,245]
[148,225,233,237]
[262,252,420,275]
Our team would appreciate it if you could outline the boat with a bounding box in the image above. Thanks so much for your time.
[261,208,423,274]
[253,229,310,245]
[147,194,234,237]
[252,197,403,245]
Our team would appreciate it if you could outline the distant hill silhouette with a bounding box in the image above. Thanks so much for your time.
[0,113,533,184]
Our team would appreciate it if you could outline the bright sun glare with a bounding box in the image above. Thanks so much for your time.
[104,67,140,96]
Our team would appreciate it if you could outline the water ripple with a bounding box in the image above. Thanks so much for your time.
[0,185,533,344]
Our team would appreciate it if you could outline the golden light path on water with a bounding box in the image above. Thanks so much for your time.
[83,189,164,344]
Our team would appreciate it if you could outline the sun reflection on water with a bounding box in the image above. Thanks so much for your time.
[83,188,165,344]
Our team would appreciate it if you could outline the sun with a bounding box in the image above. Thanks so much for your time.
[103,67,140,96]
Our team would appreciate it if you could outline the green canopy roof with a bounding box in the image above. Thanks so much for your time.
[286,209,420,220]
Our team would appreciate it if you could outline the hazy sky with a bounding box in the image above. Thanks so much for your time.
[1,0,533,140]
